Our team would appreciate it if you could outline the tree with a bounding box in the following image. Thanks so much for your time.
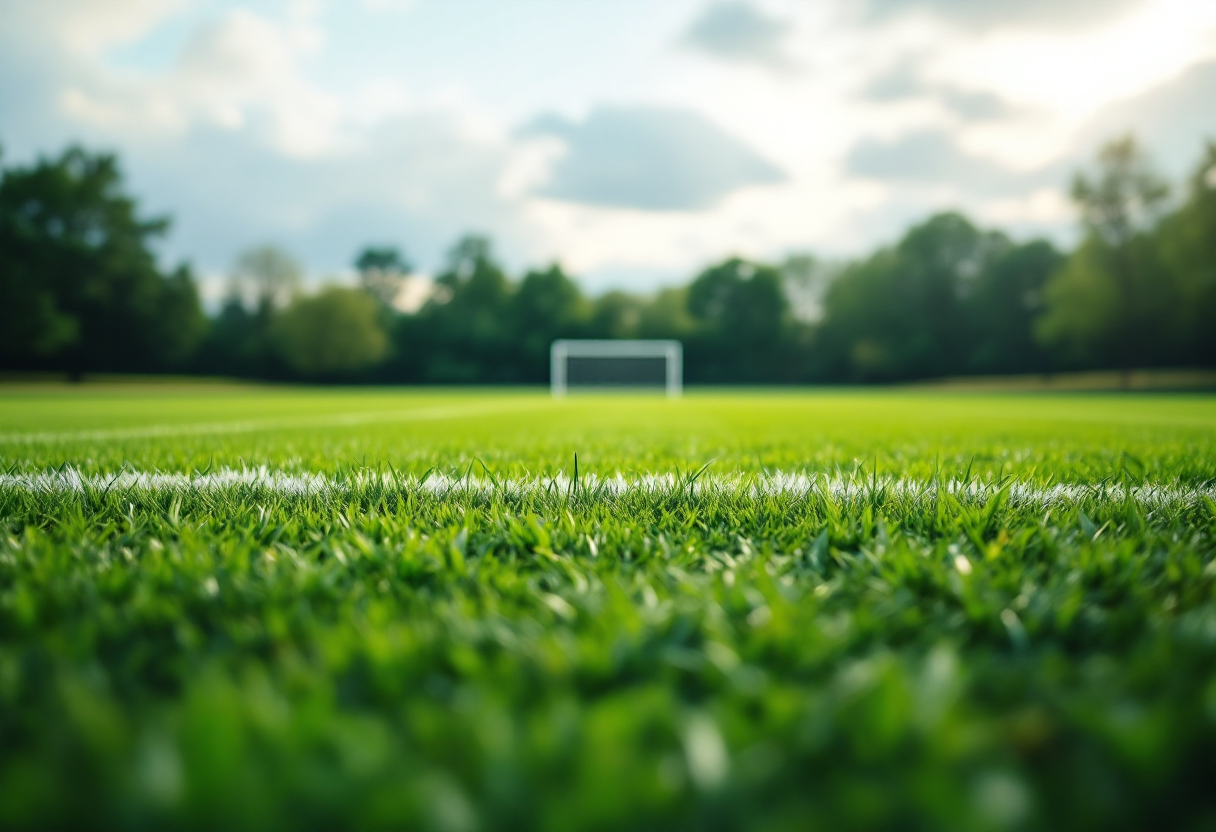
[412,234,516,382]
[637,287,696,341]
[196,296,279,379]
[781,254,839,324]
[963,240,1062,375]
[435,235,511,308]
[686,257,792,382]
[812,248,903,382]
[355,245,412,307]
[270,286,388,378]
[1072,136,1169,248]
[231,245,301,310]
[197,245,304,379]
[1155,142,1216,365]
[813,213,1008,382]
[1037,136,1174,374]
[0,144,206,374]
[511,264,589,381]
[589,291,644,340]
[1034,238,1126,368]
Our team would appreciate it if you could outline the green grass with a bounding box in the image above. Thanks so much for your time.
[2,387,1215,831]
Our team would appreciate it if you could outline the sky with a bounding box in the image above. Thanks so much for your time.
[2,0,1215,297]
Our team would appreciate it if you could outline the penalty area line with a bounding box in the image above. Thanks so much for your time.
[0,400,542,445]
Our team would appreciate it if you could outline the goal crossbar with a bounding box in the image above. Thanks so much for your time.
[550,339,682,398]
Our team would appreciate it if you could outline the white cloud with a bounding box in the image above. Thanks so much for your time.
[939,0,1216,120]
[359,0,417,11]
[523,106,784,211]
[3,0,1216,292]
[0,0,187,57]
[497,136,566,200]
[53,8,344,158]
[977,187,1073,227]
[848,129,1019,191]
[857,0,1147,32]
[680,2,792,67]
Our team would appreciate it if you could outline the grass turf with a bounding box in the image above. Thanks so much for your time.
[1,387,1215,831]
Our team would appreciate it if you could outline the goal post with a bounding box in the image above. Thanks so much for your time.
[551,339,682,398]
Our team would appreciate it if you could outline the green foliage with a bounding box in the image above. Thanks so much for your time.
[637,287,696,340]
[1,389,1215,829]
[780,253,838,324]
[814,214,1047,381]
[687,258,792,382]
[194,245,304,382]
[962,241,1060,375]
[512,265,592,380]
[589,290,645,340]
[1038,137,1179,372]
[355,246,412,307]
[415,235,518,382]
[270,287,389,378]
[355,246,411,275]
[1071,136,1170,247]
[1036,238,1124,364]
[1156,143,1216,365]
[6,135,1216,383]
[231,245,302,310]
[0,146,206,374]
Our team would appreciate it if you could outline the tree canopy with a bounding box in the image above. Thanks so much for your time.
[355,245,412,308]
[271,287,389,378]
[1038,137,1176,372]
[4,135,1215,384]
[0,146,205,375]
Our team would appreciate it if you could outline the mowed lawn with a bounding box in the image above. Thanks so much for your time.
[2,385,1215,831]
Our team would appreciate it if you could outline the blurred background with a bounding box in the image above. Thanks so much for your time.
[1,0,1214,385]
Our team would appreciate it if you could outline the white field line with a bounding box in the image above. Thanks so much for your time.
[1,467,1213,509]
[0,401,536,445]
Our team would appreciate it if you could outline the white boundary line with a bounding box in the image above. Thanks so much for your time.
[0,401,537,445]
[1,467,1213,508]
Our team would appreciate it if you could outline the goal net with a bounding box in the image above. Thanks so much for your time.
[550,340,682,397]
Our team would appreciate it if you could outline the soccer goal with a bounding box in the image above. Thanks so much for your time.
[550,340,682,398]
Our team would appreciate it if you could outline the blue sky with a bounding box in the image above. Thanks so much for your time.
[2,0,1215,297]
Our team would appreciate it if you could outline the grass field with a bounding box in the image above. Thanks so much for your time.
[2,386,1215,831]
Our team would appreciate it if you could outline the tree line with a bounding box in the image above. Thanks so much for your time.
[2,136,1214,384]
